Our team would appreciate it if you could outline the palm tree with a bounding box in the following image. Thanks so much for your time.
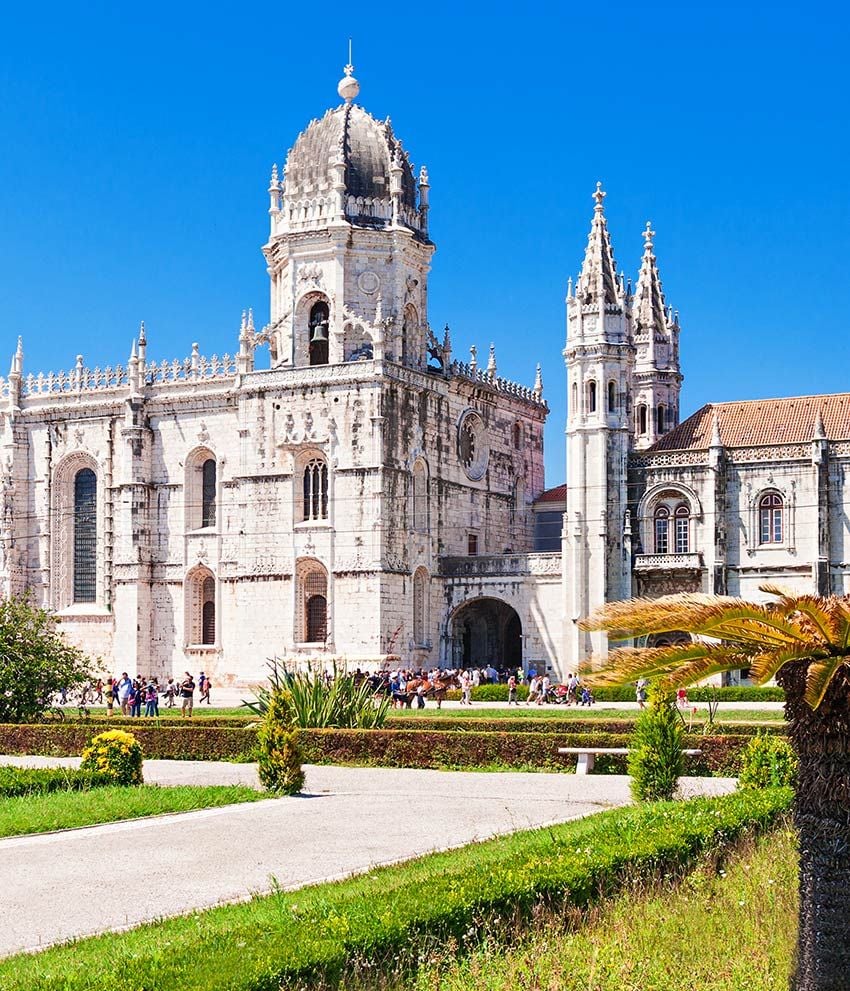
[580,585,850,991]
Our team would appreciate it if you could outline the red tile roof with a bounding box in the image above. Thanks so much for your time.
[650,394,850,451]
[535,483,567,504]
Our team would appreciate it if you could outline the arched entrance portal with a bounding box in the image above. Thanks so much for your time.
[450,598,522,670]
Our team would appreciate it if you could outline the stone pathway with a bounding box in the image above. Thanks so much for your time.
[0,759,735,957]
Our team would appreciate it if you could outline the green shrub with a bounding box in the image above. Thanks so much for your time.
[257,691,304,794]
[0,788,792,991]
[738,733,797,789]
[0,765,113,798]
[628,685,684,801]
[80,730,143,785]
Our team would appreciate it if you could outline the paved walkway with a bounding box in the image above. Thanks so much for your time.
[0,759,735,957]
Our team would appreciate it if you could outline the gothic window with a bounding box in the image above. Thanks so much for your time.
[402,304,418,366]
[654,506,670,554]
[759,493,784,544]
[513,422,522,449]
[571,382,578,417]
[608,381,617,413]
[457,410,489,480]
[201,459,216,528]
[308,301,330,366]
[296,560,328,643]
[674,504,690,553]
[186,568,216,646]
[467,533,478,556]
[657,404,666,434]
[302,459,328,522]
[637,404,648,435]
[73,469,97,603]
[412,461,428,532]
[587,380,597,414]
[413,567,429,645]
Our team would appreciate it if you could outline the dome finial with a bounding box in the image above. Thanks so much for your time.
[593,181,606,212]
[338,39,360,104]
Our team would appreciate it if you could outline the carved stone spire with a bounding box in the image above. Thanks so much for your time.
[710,410,722,448]
[576,182,619,305]
[533,363,543,400]
[486,343,497,377]
[812,408,826,441]
[633,223,667,341]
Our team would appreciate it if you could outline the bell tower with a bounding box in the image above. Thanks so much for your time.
[262,65,435,371]
[563,184,634,669]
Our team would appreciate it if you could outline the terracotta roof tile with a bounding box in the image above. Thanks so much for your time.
[535,483,567,504]
[649,393,850,451]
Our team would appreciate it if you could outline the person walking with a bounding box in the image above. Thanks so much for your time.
[180,672,196,717]
[199,673,211,705]
[460,670,472,706]
[143,680,158,717]
[539,674,551,705]
[94,678,104,704]
[164,677,177,708]
[117,672,132,716]
[636,677,649,709]
[507,673,518,705]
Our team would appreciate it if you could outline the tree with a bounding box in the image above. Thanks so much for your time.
[580,585,850,991]
[628,683,684,802]
[256,689,305,795]
[0,595,92,722]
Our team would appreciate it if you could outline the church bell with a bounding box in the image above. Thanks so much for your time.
[310,320,329,344]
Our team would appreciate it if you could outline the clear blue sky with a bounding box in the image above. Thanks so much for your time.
[0,1,847,484]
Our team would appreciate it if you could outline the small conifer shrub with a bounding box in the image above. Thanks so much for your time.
[80,729,144,785]
[257,690,305,795]
[738,732,797,789]
[628,683,684,801]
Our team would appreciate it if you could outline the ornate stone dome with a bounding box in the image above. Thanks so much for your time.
[279,92,427,236]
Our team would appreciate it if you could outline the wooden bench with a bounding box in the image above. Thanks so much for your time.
[558,746,703,775]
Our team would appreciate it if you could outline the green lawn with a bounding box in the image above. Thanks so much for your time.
[392,706,786,723]
[403,824,797,991]
[0,789,789,991]
[0,784,265,837]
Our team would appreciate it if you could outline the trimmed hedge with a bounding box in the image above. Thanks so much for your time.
[0,723,764,775]
[0,764,114,798]
[449,684,785,703]
[0,787,793,991]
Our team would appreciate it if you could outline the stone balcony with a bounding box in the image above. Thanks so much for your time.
[438,552,561,578]
[634,552,704,571]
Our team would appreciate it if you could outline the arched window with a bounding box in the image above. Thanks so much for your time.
[608,381,616,413]
[657,404,666,434]
[759,493,784,544]
[674,504,690,553]
[571,382,578,417]
[587,380,597,413]
[412,461,428,532]
[654,505,670,554]
[637,404,648,435]
[186,568,216,646]
[73,468,97,603]
[513,422,522,449]
[297,560,328,643]
[412,568,429,646]
[308,301,329,366]
[302,459,328,522]
[201,577,215,644]
[201,459,216,528]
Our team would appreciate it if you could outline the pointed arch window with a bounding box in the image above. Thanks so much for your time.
[73,468,97,603]
[571,382,578,418]
[201,459,217,528]
[302,459,328,522]
[297,560,328,643]
[412,461,428,532]
[201,577,216,644]
[608,381,617,413]
[759,493,784,544]
[186,569,216,647]
[637,404,648,436]
[587,380,597,414]
[657,404,666,435]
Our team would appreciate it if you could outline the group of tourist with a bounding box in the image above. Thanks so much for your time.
[77,671,213,717]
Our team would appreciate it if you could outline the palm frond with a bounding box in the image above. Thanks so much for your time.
[805,656,850,709]
[580,593,735,639]
[747,644,824,684]
[583,641,752,688]
[766,593,840,644]
[690,604,813,646]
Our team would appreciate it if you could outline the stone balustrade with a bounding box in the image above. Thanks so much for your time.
[634,552,704,571]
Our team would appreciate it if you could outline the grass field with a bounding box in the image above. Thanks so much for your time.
[391,706,786,724]
[0,784,265,837]
[400,825,797,991]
